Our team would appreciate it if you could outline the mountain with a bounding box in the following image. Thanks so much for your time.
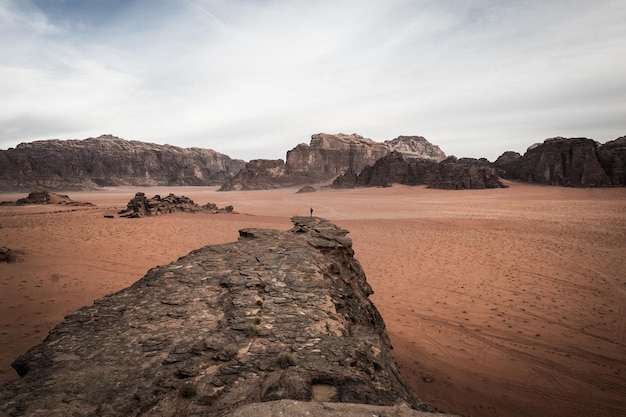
[0,135,246,191]
[219,133,445,191]
[494,136,626,187]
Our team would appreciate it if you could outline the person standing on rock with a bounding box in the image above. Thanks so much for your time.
[310,207,313,217]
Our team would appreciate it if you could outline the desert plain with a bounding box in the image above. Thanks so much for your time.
[0,182,625,417]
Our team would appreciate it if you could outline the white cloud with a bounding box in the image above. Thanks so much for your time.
[1,0,625,161]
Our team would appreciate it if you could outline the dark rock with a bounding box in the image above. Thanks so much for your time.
[0,247,16,263]
[598,136,626,186]
[332,152,505,190]
[0,217,443,417]
[0,135,246,191]
[493,151,522,180]
[118,192,234,217]
[427,156,506,190]
[297,186,317,193]
[2,191,95,206]
[517,137,613,187]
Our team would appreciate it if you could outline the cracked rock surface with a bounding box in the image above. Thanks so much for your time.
[0,217,449,417]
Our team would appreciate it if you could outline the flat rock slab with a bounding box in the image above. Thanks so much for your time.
[0,217,441,417]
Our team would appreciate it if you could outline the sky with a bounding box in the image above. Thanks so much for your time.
[1,0,625,162]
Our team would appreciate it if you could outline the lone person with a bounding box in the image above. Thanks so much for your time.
[310,207,313,217]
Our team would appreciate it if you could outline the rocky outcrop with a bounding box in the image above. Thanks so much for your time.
[598,136,626,186]
[118,192,234,217]
[0,135,246,191]
[221,133,451,191]
[495,137,626,187]
[428,156,506,190]
[0,191,94,206]
[0,247,15,263]
[384,136,446,162]
[0,217,448,417]
[332,152,505,190]
[220,133,390,191]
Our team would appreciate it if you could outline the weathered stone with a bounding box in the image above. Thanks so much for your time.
[0,191,95,206]
[0,135,246,191]
[0,217,444,417]
[384,136,446,162]
[496,136,626,187]
[332,152,505,190]
[118,192,234,217]
[0,247,15,263]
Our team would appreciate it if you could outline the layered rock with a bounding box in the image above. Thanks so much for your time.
[0,217,446,417]
[118,192,234,217]
[384,136,446,162]
[495,136,626,187]
[332,152,505,190]
[220,133,390,191]
[0,135,246,191]
[0,191,94,206]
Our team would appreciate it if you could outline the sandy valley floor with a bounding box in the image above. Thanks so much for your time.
[1,182,625,417]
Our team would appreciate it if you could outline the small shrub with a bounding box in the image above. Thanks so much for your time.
[179,382,197,398]
[276,352,297,369]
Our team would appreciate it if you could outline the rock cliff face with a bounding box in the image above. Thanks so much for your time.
[333,151,505,190]
[384,136,446,162]
[0,135,246,191]
[495,136,626,187]
[220,134,446,191]
[0,217,448,417]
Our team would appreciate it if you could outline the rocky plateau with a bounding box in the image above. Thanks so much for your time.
[0,135,246,191]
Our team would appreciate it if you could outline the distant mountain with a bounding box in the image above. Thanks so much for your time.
[494,136,626,187]
[219,133,445,191]
[0,135,246,191]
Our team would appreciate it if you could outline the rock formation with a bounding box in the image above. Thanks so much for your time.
[384,136,446,162]
[0,191,94,206]
[0,217,451,417]
[118,192,234,217]
[0,247,15,263]
[332,151,506,190]
[0,135,246,191]
[494,136,626,187]
[220,134,447,191]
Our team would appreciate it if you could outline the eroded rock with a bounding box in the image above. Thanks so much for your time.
[0,217,443,417]
[118,192,234,217]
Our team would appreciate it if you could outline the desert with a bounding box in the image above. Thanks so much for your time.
[1,182,625,417]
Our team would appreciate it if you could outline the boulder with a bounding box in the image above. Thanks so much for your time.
[0,247,15,263]
[0,217,447,417]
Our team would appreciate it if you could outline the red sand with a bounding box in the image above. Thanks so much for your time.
[1,183,625,417]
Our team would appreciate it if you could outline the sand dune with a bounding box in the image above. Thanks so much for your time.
[1,183,625,417]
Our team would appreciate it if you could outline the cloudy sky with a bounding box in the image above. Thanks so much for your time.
[1,0,625,161]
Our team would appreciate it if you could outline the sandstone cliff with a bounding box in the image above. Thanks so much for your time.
[0,135,246,191]
[332,151,505,190]
[220,134,446,191]
[384,136,446,162]
[0,217,450,417]
[494,136,626,187]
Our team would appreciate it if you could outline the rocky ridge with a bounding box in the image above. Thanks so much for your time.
[0,217,452,417]
[118,192,234,218]
[332,151,505,190]
[219,134,444,191]
[494,136,626,187]
[0,135,246,191]
[0,191,94,206]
